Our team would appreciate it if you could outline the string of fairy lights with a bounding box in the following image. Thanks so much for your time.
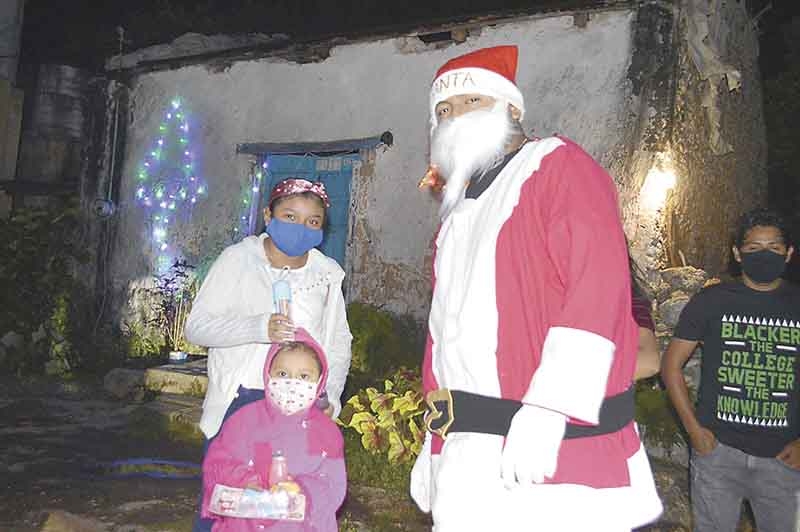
[233,160,267,238]
[134,98,207,272]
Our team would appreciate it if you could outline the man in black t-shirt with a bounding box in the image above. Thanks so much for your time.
[663,208,800,532]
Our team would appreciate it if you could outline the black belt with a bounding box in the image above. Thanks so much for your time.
[424,386,635,440]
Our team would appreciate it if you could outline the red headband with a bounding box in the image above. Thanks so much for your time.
[269,178,330,208]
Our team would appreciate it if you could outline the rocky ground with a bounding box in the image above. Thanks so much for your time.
[0,378,199,531]
[0,377,427,532]
[0,376,758,532]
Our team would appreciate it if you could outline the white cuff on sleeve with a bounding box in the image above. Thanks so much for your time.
[523,326,615,424]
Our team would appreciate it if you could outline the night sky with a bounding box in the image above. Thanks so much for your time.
[17,0,800,75]
[756,0,800,80]
[19,0,644,69]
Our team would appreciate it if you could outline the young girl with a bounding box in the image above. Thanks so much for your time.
[201,328,346,531]
[186,178,352,532]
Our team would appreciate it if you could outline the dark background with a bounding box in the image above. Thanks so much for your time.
[18,1,799,75]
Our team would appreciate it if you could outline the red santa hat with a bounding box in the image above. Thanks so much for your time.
[429,45,525,122]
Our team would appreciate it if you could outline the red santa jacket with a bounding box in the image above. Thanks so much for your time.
[422,136,641,489]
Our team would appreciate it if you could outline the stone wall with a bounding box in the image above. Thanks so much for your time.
[345,149,434,314]
[665,0,767,274]
[640,265,712,467]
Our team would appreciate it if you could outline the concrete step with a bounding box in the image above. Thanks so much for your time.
[157,392,205,408]
[104,360,208,441]
[142,395,203,431]
[144,357,208,396]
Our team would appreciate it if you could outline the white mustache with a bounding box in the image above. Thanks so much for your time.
[429,101,515,219]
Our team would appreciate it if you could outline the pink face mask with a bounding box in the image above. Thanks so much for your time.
[267,378,318,415]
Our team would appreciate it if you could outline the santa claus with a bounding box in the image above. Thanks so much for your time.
[411,45,663,531]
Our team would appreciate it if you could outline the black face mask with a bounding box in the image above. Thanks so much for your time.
[740,249,787,284]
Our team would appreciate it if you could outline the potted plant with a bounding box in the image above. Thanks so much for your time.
[149,260,198,363]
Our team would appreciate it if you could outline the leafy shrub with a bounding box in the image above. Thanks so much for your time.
[0,205,94,375]
[120,260,205,359]
[339,306,426,495]
[346,302,424,380]
[343,429,414,495]
[121,321,164,359]
[339,367,425,465]
[144,260,199,353]
[635,378,688,451]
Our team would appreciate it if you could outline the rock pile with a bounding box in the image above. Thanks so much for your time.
[650,265,714,392]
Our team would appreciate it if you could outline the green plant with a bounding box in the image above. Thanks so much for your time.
[145,260,198,353]
[346,302,424,379]
[339,367,425,465]
[122,321,164,358]
[0,204,92,375]
[635,378,688,451]
[336,515,363,532]
[342,429,414,495]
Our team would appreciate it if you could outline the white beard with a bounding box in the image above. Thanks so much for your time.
[430,101,516,219]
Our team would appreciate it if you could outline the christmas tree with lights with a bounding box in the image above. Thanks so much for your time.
[134,98,206,272]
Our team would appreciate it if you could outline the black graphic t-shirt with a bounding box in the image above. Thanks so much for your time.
[674,281,800,457]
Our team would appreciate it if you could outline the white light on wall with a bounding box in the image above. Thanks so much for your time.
[640,158,677,212]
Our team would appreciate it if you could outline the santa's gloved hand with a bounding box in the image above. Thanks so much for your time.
[410,432,433,513]
[501,404,566,488]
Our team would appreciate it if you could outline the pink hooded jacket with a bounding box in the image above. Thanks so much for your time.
[201,328,347,531]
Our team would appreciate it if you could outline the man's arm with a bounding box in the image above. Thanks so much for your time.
[777,388,800,469]
[777,439,800,469]
[634,327,661,381]
[661,338,716,454]
[522,139,629,424]
[502,138,630,486]
[411,236,440,512]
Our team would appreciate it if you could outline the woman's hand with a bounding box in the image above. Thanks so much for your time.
[268,313,295,343]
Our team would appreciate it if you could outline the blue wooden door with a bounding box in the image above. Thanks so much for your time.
[261,153,357,268]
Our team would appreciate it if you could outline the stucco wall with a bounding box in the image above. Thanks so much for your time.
[112,9,646,319]
[666,1,767,273]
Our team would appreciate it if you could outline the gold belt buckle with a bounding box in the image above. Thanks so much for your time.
[424,389,455,440]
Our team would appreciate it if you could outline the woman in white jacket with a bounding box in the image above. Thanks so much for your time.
[186,178,352,532]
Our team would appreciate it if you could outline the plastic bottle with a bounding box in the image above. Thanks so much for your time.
[272,278,292,319]
[268,450,289,488]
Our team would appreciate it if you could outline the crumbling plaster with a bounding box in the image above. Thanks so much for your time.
[666,0,766,274]
[111,9,649,319]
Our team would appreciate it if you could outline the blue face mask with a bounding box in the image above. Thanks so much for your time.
[265,218,323,257]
